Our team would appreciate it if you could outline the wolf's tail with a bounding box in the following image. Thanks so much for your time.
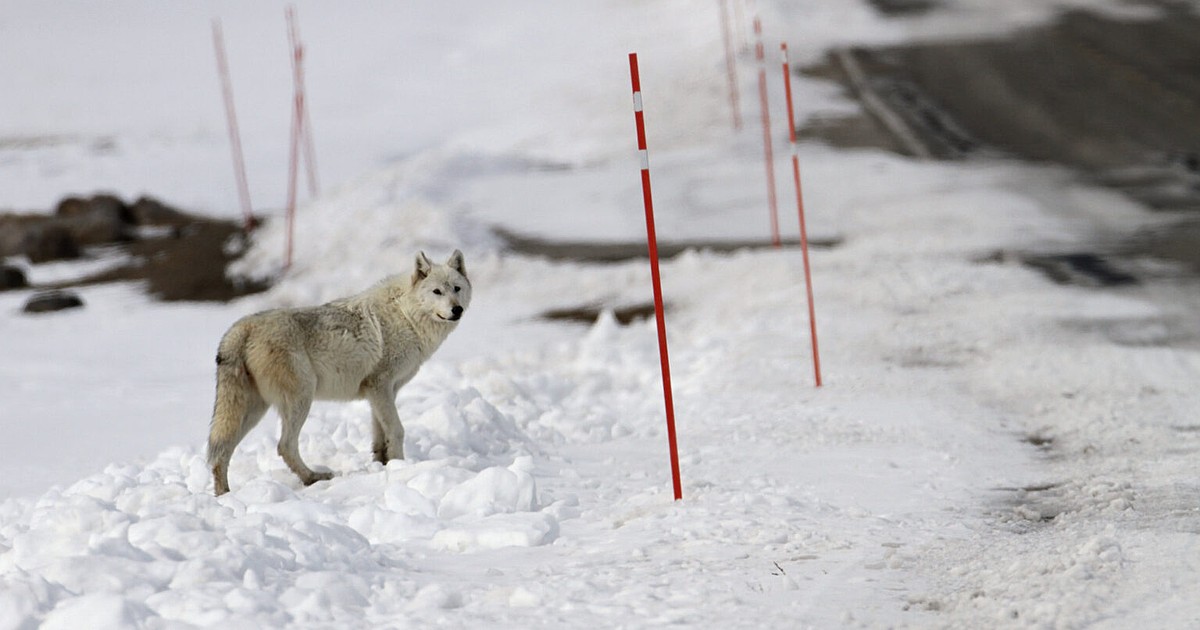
[207,322,255,470]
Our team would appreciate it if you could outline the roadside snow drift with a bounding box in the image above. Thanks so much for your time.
[5,0,1200,628]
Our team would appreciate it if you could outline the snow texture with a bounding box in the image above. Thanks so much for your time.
[4,0,1200,628]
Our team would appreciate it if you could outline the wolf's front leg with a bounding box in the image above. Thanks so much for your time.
[368,389,405,462]
[371,417,388,464]
[278,396,333,486]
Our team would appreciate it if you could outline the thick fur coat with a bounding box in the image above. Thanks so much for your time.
[207,250,471,495]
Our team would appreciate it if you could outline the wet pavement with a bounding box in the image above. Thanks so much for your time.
[801,4,1200,276]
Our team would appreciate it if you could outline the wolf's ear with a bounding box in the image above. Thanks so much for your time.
[413,251,433,284]
[447,249,467,278]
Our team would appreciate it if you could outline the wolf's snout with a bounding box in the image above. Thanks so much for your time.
[450,305,463,320]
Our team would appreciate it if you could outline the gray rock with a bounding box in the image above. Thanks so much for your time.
[129,195,192,228]
[0,215,41,258]
[23,290,84,314]
[0,265,27,290]
[22,224,80,263]
[56,194,134,245]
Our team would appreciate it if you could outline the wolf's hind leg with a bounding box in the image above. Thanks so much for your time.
[209,383,268,496]
[277,396,332,487]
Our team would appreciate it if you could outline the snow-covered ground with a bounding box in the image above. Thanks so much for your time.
[4,0,1200,627]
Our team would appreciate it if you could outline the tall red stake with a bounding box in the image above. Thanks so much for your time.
[288,6,319,198]
[753,17,781,247]
[781,43,823,387]
[628,53,683,502]
[284,5,318,271]
[212,19,255,232]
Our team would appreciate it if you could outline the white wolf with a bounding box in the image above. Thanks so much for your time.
[206,250,471,495]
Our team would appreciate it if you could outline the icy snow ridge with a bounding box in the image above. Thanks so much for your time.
[0,328,669,627]
[0,305,679,627]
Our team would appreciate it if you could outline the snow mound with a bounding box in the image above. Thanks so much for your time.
[0,308,683,627]
[0,440,558,626]
[230,156,501,304]
[0,368,568,628]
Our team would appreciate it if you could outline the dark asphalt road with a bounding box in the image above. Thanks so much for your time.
[869,10,1200,170]
[803,5,1200,274]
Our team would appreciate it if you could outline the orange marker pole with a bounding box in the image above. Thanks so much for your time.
[283,5,320,271]
[212,19,255,232]
[753,17,781,247]
[628,53,683,501]
[282,8,303,270]
[287,6,319,198]
[781,42,822,387]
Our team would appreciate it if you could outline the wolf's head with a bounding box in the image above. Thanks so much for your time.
[411,249,472,323]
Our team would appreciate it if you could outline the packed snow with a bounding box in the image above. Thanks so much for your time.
[4,0,1200,627]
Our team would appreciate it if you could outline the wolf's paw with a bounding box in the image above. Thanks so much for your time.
[303,470,335,486]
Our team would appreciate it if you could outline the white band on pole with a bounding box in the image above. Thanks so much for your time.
[639,149,650,169]
[633,92,644,113]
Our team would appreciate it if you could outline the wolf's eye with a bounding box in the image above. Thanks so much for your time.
[453,286,461,293]
[433,289,443,295]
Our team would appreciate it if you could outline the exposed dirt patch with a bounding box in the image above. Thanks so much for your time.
[1020,252,1139,288]
[62,219,268,302]
[975,249,1141,288]
[865,0,941,16]
[541,302,660,325]
[1,195,268,303]
[796,113,908,154]
[495,227,842,263]
[1123,218,1200,271]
